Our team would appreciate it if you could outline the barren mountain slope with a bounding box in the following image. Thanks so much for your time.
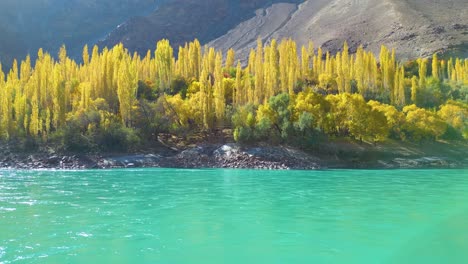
[209,0,468,60]
[1,0,466,66]
[98,0,302,55]
[0,0,161,65]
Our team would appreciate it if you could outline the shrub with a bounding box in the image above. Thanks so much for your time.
[61,122,95,153]
[94,123,140,152]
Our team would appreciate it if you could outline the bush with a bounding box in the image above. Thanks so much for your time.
[18,137,39,152]
[137,80,157,101]
[232,104,257,144]
[60,123,95,153]
[233,126,254,143]
[170,77,188,98]
[94,123,140,152]
[441,125,463,141]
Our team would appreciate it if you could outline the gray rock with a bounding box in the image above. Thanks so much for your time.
[47,155,60,164]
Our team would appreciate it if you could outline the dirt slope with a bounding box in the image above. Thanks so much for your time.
[98,0,302,55]
[209,0,468,60]
[1,0,466,66]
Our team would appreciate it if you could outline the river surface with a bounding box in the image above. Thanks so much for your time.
[1,169,468,263]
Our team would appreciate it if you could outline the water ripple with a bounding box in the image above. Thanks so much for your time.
[0,169,467,263]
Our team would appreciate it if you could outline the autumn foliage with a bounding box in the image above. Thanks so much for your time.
[0,38,466,150]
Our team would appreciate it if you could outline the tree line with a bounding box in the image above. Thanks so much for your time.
[0,38,466,151]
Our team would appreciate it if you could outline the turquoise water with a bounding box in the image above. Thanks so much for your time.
[1,169,468,263]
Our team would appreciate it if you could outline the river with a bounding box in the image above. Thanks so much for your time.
[1,169,467,263]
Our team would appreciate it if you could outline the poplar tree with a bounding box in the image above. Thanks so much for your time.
[307,41,315,79]
[411,76,418,105]
[394,66,406,106]
[235,61,242,106]
[432,53,439,81]
[82,45,90,66]
[200,68,214,129]
[117,60,137,126]
[417,58,427,91]
[269,39,279,95]
[341,42,350,93]
[254,38,264,103]
[263,45,272,99]
[155,39,174,91]
[213,52,225,125]
[301,46,309,80]
[225,48,235,69]
[189,39,202,79]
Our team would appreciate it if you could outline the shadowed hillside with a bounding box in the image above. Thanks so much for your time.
[0,0,466,66]
[0,0,161,65]
[98,0,302,55]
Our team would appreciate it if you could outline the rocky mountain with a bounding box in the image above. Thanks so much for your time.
[101,0,467,60]
[1,0,467,67]
[0,0,161,65]
[209,0,468,60]
[98,0,302,55]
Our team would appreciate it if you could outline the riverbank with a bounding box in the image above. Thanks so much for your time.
[1,139,467,170]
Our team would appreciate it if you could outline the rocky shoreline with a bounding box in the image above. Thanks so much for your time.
[1,142,467,170]
[0,144,321,170]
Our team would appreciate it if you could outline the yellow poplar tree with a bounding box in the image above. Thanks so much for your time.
[225,48,235,69]
[155,39,174,91]
[432,53,439,81]
[235,61,242,106]
[213,52,225,125]
[254,38,264,103]
[117,61,137,126]
[417,58,427,91]
[411,76,418,104]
